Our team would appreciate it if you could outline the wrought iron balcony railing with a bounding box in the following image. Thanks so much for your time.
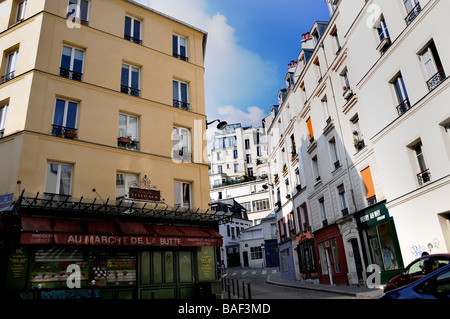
[124,34,143,45]
[396,98,412,116]
[121,85,141,97]
[173,53,189,62]
[426,69,446,91]
[417,168,431,186]
[1,71,15,83]
[405,3,422,26]
[173,100,190,111]
[60,68,83,81]
[52,125,78,139]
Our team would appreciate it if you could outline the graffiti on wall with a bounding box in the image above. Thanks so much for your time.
[411,238,440,257]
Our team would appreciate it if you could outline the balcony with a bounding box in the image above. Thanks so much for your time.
[405,3,422,26]
[52,125,78,139]
[60,68,83,81]
[426,69,446,91]
[124,34,142,45]
[343,87,353,100]
[173,100,190,111]
[118,136,139,151]
[1,71,15,83]
[396,98,412,116]
[173,53,189,62]
[354,139,365,151]
[121,85,140,97]
[417,169,431,186]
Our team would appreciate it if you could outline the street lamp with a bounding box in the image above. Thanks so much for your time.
[262,183,274,191]
[206,119,228,130]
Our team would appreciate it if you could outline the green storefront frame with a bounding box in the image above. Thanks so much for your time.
[355,201,404,284]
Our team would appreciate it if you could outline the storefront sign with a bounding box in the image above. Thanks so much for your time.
[355,203,389,228]
[197,247,215,281]
[21,233,221,247]
[6,246,29,289]
[129,187,160,201]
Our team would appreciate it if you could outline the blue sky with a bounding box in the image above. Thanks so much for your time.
[136,0,330,128]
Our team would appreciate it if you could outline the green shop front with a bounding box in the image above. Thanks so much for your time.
[354,201,404,284]
[0,193,230,300]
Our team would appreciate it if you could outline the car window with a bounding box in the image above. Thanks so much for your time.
[436,269,450,295]
[432,258,450,272]
[408,258,429,276]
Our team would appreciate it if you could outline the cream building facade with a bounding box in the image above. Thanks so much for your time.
[265,0,449,286]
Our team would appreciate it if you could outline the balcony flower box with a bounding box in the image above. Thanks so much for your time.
[342,86,353,99]
[118,136,132,144]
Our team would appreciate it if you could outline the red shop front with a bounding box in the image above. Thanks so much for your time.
[314,224,349,286]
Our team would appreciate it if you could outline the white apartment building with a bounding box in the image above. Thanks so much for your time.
[264,0,449,286]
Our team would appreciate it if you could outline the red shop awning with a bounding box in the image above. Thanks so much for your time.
[20,217,222,247]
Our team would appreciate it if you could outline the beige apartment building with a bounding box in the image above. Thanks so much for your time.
[0,0,226,300]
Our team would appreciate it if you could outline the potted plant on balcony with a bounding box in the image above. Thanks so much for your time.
[342,86,353,99]
[119,136,132,144]
[65,129,77,139]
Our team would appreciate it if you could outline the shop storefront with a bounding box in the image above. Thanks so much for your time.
[314,225,349,285]
[0,194,230,300]
[296,231,318,281]
[354,201,403,284]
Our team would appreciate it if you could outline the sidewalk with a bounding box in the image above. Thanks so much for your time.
[266,271,384,299]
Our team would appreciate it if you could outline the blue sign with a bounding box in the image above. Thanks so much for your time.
[0,193,14,206]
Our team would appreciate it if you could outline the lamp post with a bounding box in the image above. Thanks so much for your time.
[206,119,228,130]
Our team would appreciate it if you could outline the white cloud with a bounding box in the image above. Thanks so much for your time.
[135,0,276,128]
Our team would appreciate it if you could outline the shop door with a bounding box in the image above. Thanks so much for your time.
[351,239,364,282]
[325,248,334,285]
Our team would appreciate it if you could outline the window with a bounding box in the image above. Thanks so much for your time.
[116,173,138,199]
[312,155,321,183]
[234,164,239,173]
[60,45,84,81]
[173,80,189,111]
[124,16,142,44]
[341,68,352,99]
[245,139,250,149]
[248,167,254,177]
[337,184,348,216]
[10,0,26,26]
[118,114,139,150]
[412,141,431,186]
[67,0,89,26]
[2,49,18,83]
[0,102,8,138]
[420,41,446,91]
[45,163,73,196]
[174,181,191,208]
[121,63,140,97]
[250,247,263,260]
[322,96,331,125]
[313,57,322,82]
[246,154,252,164]
[330,26,341,55]
[319,197,327,226]
[300,82,307,103]
[172,127,191,162]
[404,0,422,25]
[361,166,377,205]
[392,73,410,116]
[173,35,188,61]
[375,16,391,54]
[306,117,314,143]
[329,137,340,170]
[52,99,78,139]
[252,199,270,212]
[233,150,238,159]
[351,115,365,151]
[217,165,223,174]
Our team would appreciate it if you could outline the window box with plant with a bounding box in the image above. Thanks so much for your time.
[342,86,353,99]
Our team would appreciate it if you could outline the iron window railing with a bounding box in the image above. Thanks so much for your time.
[173,100,190,111]
[1,71,15,83]
[396,98,412,116]
[417,169,431,186]
[52,125,78,139]
[426,69,446,91]
[121,85,140,97]
[60,68,83,81]
[405,3,422,26]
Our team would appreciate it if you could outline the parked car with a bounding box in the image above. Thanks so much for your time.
[378,263,450,299]
[384,253,450,292]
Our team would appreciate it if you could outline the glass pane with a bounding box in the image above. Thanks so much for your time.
[172,128,180,149]
[180,83,188,102]
[153,251,162,284]
[180,38,186,57]
[66,102,78,128]
[59,165,72,195]
[178,251,192,283]
[165,251,174,283]
[172,35,178,54]
[331,239,341,273]
[118,114,127,137]
[73,49,84,73]
[131,67,139,89]
[121,65,129,86]
[80,0,89,21]
[124,17,131,36]
[173,81,179,100]
[174,182,181,207]
[116,174,125,198]
[53,99,66,126]
[182,183,190,207]
[128,116,138,140]
[133,20,141,40]
[45,163,59,193]
[61,46,72,69]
